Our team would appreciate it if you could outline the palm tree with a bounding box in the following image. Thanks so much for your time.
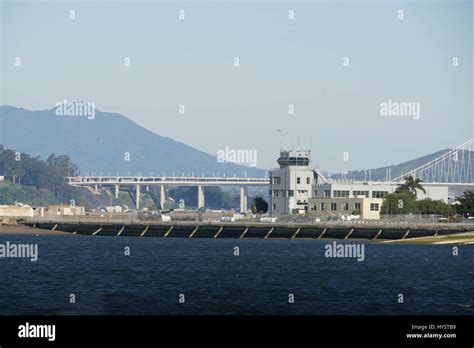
[456,190,474,217]
[396,175,426,198]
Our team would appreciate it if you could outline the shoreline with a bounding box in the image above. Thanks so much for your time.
[382,232,474,245]
[21,217,474,229]
[0,224,71,236]
[1,222,473,244]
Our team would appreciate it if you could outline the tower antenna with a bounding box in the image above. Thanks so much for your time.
[276,129,283,150]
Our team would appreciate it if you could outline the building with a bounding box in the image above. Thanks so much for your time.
[313,180,448,202]
[269,149,450,219]
[97,206,123,213]
[33,207,46,217]
[310,197,384,220]
[310,180,448,220]
[0,203,34,217]
[269,149,325,215]
[47,205,85,216]
[310,181,449,220]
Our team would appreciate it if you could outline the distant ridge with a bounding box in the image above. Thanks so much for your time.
[0,105,266,177]
[331,149,474,182]
[1,105,471,185]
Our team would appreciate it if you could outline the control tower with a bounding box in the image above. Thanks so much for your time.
[269,149,319,215]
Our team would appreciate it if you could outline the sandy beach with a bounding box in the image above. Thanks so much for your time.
[382,231,474,245]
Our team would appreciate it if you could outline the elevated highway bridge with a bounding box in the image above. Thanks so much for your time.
[67,175,270,211]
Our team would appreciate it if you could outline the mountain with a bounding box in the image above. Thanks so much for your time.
[0,105,265,177]
[331,149,474,182]
[332,150,444,181]
[330,149,474,197]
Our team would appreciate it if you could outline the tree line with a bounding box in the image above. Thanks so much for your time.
[381,175,474,218]
[0,145,79,202]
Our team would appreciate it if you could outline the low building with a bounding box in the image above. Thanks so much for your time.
[32,207,46,217]
[310,197,384,220]
[314,180,448,202]
[98,206,123,213]
[268,149,450,219]
[0,203,34,217]
[47,205,85,216]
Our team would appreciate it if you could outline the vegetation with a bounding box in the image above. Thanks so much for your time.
[0,181,60,206]
[383,178,473,219]
[381,192,457,218]
[417,198,455,217]
[383,176,458,218]
[395,175,426,198]
[380,191,418,215]
[0,145,79,204]
[167,186,239,210]
[251,196,268,214]
[456,190,474,217]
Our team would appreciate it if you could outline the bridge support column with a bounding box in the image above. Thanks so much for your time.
[160,185,165,210]
[135,184,140,210]
[114,184,120,199]
[240,186,248,213]
[197,185,205,209]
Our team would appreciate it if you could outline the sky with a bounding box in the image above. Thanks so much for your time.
[1,0,473,173]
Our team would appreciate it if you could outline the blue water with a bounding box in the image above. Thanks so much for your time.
[0,234,472,315]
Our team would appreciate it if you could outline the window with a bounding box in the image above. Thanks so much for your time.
[354,203,361,210]
[324,190,331,198]
[288,190,294,197]
[320,203,326,211]
[330,203,337,211]
[342,203,349,211]
[353,190,369,198]
[273,177,281,185]
[273,203,276,210]
[333,190,350,198]
[297,177,301,184]
[372,191,388,198]
[298,190,308,196]
[370,203,380,211]
[273,190,279,197]
[314,190,317,197]
[306,177,310,184]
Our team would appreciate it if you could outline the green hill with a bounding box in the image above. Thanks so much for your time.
[0,181,59,206]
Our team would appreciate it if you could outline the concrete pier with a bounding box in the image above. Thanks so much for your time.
[135,184,140,210]
[197,185,205,209]
[160,185,165,210]
[240,186,248,213]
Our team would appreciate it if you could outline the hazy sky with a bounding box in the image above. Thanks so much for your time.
[1,0,472,173]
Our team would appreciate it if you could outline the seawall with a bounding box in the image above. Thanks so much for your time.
[20,218,474,242]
